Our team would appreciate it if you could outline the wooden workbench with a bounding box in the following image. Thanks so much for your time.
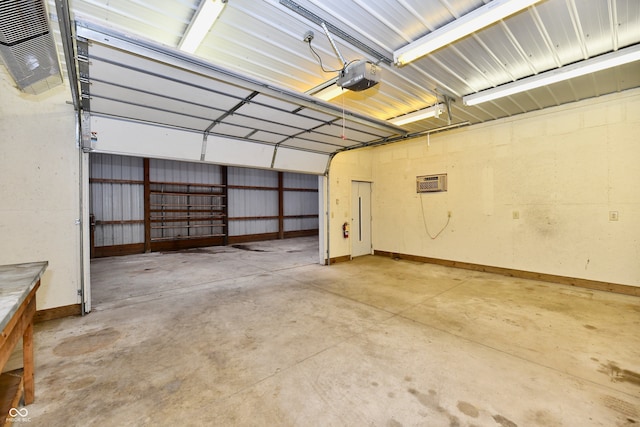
[0,262,47,424]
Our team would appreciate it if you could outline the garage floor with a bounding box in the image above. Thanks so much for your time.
[21,237,640,426]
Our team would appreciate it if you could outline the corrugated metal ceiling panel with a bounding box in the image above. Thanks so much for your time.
[617,0,640,47]
[68,0,192,46]
[534,1,587,64]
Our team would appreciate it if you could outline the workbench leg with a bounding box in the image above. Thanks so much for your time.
[22,320,34,405]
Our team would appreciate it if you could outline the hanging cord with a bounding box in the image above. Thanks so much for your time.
[342,93,346,139]
[306,39,353,139]
[307,40,358,75]
[307,40,343,73]
[306,35,358,140]
[420,194,450,239]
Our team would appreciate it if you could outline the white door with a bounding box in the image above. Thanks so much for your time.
[351,181,372,257]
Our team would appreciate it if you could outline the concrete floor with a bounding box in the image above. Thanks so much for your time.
[18,237,640,426]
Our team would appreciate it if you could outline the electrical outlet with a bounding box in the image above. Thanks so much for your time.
[512,211,520,220]
[609,211,619,221]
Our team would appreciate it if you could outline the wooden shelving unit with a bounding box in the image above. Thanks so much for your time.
[149,181,227,243]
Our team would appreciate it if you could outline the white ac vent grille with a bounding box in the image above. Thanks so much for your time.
[416,174,447,193]
[0,0,63,94]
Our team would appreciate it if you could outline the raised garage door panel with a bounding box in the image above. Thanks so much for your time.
[272,148,329,175]
[204,136,274,170]
[88,43,253,102]
[91,116,203,161]
[282,138,341,154]
[91,97,215,131]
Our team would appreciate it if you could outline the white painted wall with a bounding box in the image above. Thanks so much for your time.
[327,149,373,260]
[329,89,640,287]
[0,70,81,309]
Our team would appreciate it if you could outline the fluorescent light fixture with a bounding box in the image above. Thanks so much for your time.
[305,78,345,101]
[389,104,444,126]
[463,44,640,106]
[311,84,346,101]
[394,0,542,66]
[179,0,227,53]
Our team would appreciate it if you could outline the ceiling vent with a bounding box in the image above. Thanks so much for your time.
[417,174,447,193]
[0,0,63,94]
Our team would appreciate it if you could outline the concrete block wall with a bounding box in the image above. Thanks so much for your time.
[329,88,640,287]
[0,71,81,309]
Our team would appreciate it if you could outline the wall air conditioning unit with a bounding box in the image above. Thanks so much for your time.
[416,174,447,193]
[0,0,63,94]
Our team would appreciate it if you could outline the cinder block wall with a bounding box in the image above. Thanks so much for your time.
[0,72,81,309]
[330,88,640,287]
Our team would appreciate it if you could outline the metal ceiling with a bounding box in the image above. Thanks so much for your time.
[46,0,640,169]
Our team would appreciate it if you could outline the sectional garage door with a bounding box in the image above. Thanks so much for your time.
[76,21,406,176]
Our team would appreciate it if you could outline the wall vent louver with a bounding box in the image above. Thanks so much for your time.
[416,174,447,193]
[0,0,63,94]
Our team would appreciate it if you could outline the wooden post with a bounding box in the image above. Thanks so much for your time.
[278,172,284,239]
[143,158,151,252]
[22,297,35,404]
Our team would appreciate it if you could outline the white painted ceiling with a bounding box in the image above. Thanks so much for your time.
[46,0,640,169]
